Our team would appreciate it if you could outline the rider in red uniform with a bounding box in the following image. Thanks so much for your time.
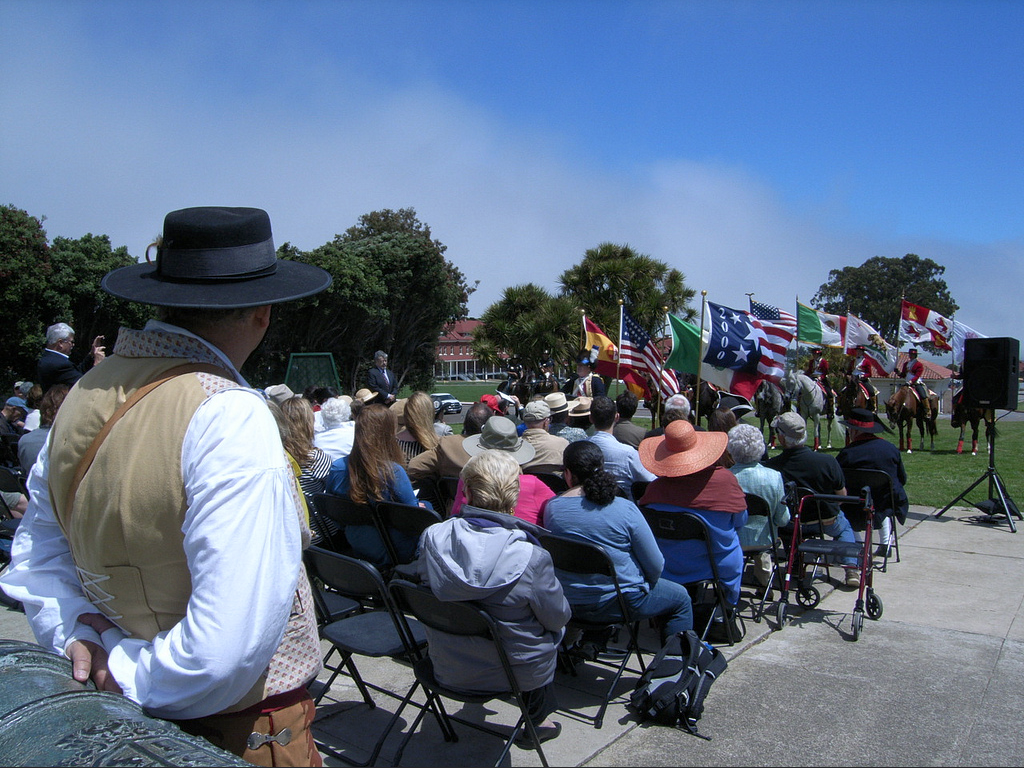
[845,346,877,406]
[897,348,931,418]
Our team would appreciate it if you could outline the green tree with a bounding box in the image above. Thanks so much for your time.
[812,254,958,345]
[557,242,697,343]
[472,284,578,374]
[0,205,147,382]
[251,209,471,392]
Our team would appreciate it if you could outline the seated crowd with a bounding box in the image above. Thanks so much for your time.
[258,365,900,752]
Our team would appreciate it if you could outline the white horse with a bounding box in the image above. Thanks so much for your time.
[783,370,841,450]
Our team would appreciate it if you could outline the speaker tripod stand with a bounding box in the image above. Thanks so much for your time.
[935,422,1021,532]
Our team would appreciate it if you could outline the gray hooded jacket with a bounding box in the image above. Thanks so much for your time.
[416,507,570,693]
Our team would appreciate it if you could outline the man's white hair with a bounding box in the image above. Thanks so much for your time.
[664,393,691,419]
[46,323,74,346]
[320,396,352,428]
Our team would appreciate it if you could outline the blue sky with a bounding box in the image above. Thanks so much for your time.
[2,0,1021,354]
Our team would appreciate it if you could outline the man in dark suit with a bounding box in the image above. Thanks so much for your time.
[367,350,398,405]
[37,323,105,392]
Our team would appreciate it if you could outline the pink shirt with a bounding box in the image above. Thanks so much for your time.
[450,473,556,526]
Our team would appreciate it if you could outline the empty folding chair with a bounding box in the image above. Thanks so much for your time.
[306,547,453,766]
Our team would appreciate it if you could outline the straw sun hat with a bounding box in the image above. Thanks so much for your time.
[639,419,728,478]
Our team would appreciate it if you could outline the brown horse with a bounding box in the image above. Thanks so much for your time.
[886,384,938,453]
[838,376,877,420]
[950,398,996,456]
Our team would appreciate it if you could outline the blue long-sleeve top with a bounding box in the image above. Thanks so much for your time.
[543,493,664,604]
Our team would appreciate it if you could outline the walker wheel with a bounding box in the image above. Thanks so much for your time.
[866,592,883,620]
[851,610,864,641]
[796,586,820,608]
[775,602,787,630]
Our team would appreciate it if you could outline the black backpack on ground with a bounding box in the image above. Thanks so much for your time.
[628,629,728,739]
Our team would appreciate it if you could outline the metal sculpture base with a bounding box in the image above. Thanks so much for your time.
[934,432,1021,533]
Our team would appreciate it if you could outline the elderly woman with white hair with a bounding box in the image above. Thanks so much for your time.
[416,450,570,747]
[313,395,355,460]
[727,424,790,588]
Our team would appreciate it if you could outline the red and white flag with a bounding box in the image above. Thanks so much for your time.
[900,300,952,351]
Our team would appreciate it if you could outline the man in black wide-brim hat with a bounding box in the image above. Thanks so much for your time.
[0,207,332,766]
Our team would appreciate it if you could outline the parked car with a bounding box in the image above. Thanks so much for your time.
[430,392,463,415]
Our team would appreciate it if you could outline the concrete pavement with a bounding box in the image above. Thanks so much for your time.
[1,500,1022,766]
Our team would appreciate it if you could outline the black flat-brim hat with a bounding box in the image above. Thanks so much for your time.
[101,207,332,308]
[840,407,891,434]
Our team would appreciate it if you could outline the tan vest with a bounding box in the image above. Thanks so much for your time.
[49,354,321,712]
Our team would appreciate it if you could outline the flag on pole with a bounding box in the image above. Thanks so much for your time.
[797,302,845,347]
[845,313,897,374]
[667,311,762,399]
[619,309,680,399]
[666,314,703,375]
[951,320,987,367]
[583,315,619,378]
[705,301,792,384]
[749,299,797,334]
[899,300,953,351]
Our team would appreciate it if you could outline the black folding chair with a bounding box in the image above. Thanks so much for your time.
[841,466,902,565]
[524,471,569,494]
[388,579,554,768]
[311,492,394,572]
[742,492,785,624]
[302,550,362,632]
[436,476,461,516]
[0,435,21,470]
[639,507,744,645]
[305,547,453,766]
[538,532,646,729]
[374,500,443,575]
[630,480,649,503]
[307,493,345,552]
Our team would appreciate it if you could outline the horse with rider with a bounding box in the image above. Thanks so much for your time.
[803,347,836,417]
[839,345,879,416]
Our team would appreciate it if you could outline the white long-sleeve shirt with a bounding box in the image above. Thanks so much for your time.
[0,323,304,719]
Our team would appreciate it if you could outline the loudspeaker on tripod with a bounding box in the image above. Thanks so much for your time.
[963,337,1019,411]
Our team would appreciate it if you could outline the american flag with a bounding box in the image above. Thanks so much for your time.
[620,309,680,399]
[706,301,793,384]
[748,299,797,381]
[749,299,798,333]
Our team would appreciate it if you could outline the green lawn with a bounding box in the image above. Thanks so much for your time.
[762,418,1023,510]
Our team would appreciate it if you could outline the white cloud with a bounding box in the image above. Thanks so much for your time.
[2,5,1021,349]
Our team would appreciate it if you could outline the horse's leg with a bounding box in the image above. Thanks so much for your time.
[906,415,914,453]
[957,423,965,455]
[971,416,979,455]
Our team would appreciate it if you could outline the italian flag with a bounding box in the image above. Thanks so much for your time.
[797,302,845,347]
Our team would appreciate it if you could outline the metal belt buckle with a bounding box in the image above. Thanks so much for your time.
[246,727,292,751]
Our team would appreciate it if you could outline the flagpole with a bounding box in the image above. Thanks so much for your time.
[656,305,670,424]
[616,299,624,398]
[695,290,707,426]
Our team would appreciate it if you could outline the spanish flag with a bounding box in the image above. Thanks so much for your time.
[583,316,619,378]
